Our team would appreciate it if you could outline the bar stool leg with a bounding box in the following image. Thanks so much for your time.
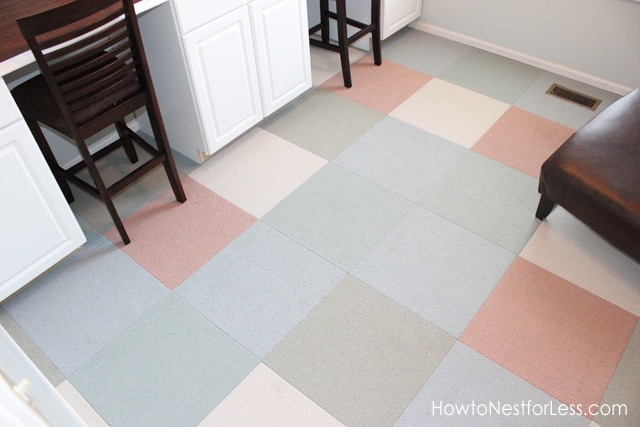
[116,120,138,163]
[320,0,330,44]
[335,0,352,88]
[77,139,131,245]
[371,0,382,66]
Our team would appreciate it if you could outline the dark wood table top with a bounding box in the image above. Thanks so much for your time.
[0,0,143,63]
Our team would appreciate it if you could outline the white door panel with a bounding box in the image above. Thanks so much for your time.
[183,7,263,154]
[0,121,85,300]
[250,0,312,115]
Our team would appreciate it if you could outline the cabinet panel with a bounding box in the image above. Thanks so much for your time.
[0,121,85,300]
[381,0,422,39]
[183,7,263,154]
[250,0,312,116]
[138,3,207,162]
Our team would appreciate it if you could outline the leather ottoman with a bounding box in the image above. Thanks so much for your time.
[535,87,640,263]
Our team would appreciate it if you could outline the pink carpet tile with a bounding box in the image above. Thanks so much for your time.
[460,257,637,414]
[471,106,575,178]
[105,177,256,290]
[321,56,432,114]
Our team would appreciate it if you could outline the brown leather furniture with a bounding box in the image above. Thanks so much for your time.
[535,87,640,263]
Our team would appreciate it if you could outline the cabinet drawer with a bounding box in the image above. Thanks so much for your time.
[172,0,247,34]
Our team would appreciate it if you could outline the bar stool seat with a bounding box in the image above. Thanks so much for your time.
[309,0,382,88]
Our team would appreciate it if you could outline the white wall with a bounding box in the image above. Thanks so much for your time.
[415,0,640,94]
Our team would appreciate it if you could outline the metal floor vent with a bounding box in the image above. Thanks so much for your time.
[546,84,602,111]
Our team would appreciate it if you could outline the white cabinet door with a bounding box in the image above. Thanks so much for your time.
[0,121,85,301]
[183,6,263,155]
[250,0,312,116]
[381,0,422,39]
[0,326,86,426]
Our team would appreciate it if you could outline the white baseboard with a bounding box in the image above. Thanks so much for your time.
[410,22,633,96]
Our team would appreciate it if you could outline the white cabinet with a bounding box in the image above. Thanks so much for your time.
[0,80,85,302]
[139,0,311,163]
[380,0,422,39]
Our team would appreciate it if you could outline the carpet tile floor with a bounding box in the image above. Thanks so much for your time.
[2,28,640,427]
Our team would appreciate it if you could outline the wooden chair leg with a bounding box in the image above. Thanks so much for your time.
[146,107,186,203]
[115,120,138,163]
[335,0,352,88]
[319,0,330,44]
[535,194,556,220]
[371,0,382,66]
[75,138,131,244]
[102,190,131,245]
[24,117,75,203]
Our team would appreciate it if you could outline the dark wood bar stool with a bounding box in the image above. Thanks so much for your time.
[309,0,382,88]
[10,0,186,245]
